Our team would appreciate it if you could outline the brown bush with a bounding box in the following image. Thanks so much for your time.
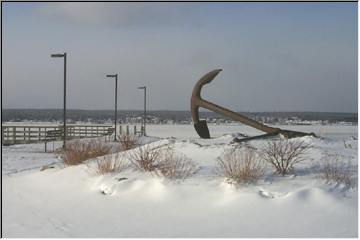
[127,145,197,180]
[127,145,162,172]
[95,154,127,175]
[217,148,264,184]
[158,148,197,180]
[117,134,139,151]
[261,138,310,175]
[63,140,112,166]
[319,154,354,188]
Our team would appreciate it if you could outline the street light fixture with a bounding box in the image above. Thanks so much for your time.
[138,86,147,136]
[51,52,67,149]
[106,74,118,141]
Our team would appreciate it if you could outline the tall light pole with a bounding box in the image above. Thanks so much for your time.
[51,52,67,149]
[106,74,118,141]
[138,86,146,136]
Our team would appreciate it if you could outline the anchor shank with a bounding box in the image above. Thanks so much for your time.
[198,98,279,134]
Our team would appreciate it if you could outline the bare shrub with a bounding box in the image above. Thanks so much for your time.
[95,154,127,175]
[117,134,139,151]
[158,148,197,180]
[63,140,112,166]
[128,144,197,180]
[319,154,354,188]
[261,138,311,176]
[127,145,162,172]
[89,140,113,156]
[217,148,264,184]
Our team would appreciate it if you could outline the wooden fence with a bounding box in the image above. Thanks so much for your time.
[1,124,143,145]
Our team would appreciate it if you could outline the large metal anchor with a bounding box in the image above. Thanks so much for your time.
[191,69,314,141]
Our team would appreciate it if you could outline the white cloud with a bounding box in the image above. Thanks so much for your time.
[37,2,202,27]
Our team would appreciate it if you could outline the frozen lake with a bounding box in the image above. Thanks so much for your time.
[146,124,357,140]
[2,122,357,140]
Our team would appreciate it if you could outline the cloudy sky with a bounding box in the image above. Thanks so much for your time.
[2,2,357,112]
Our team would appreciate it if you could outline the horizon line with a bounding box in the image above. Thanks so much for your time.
[2,108,358,114]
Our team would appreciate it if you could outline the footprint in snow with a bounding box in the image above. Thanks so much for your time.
[48,217,71,233]
[258,190,289,199]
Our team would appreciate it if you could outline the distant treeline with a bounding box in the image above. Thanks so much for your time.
[2,109,358,123]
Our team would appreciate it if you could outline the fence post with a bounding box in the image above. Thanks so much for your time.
[39,127,41,141]
[126,125,129,135]
[12,127,16,144]
[119,125,122,135]
[1,127,4,145]
[28,127,31,141]
[134,125,136,135]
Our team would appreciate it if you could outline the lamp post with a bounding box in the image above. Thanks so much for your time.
[51,52,67,149]
[106,74,118,141]
[138,86,147,136]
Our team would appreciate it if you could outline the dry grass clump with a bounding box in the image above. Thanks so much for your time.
[127,145,196,180]
[63,140,112,166]
[158,148,197,180]
[319,154,354,188]
[117,134,139,150]
[127,145,162,172]
[261,138,311,176]
[217,147,264,184]
[95,155,127,175]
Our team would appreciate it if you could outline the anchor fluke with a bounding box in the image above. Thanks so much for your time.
[194,120,210,139]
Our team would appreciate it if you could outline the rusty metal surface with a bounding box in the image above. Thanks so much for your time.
[190,69,314,139]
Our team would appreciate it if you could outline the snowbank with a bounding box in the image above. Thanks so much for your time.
[2,126,358,237]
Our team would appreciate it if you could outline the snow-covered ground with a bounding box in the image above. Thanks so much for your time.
[2,124,358,237]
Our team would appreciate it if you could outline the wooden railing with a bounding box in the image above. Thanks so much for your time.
[1,124,142,145]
